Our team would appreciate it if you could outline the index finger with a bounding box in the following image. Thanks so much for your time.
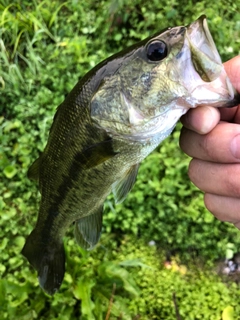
[179,121,240,163]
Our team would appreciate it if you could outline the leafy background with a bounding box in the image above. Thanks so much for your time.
[1,0,240,319]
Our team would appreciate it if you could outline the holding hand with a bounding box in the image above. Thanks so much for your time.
[180,56,240,228]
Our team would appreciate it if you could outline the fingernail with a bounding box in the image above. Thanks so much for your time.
[230,134,240,159]
[200,107,218,134]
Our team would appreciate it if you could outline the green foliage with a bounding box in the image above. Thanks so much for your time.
[1,236,240,319]
[115,238,240,319]
[1,0,240,318]
[0,238,140,319]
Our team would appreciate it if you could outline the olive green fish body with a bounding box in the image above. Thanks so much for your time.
[22,63,153,294]
[22,16,240,295]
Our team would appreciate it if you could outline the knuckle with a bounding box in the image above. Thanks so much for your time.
[188,159,197,183]
[225,165,240,197]
[188,159,204,188]
[201,134,216,160]
[204,193,216,216]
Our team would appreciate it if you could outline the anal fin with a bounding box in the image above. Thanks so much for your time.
[112,163,140,204]
[74,206,103,250]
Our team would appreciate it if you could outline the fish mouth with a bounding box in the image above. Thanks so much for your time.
[186,15,222,82]
[187,15,222,82]
[185,15,240,107]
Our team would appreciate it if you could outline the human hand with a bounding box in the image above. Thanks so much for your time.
[180,56,240,228]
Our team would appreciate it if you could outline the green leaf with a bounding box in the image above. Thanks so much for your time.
[225,243,235,259]
[3,165,18,178]
[3,120,22,133]
[73,277,95,320]
[222,306,234,320]
[98,262,140,297]
[6,281,28,307]
[119,259,152,268]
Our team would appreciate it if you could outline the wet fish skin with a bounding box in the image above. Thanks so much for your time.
[22,16,240,295]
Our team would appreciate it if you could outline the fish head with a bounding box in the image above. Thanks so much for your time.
[91,16,239,141]
[179,15,238,107]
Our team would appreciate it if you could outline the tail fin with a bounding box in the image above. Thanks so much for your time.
[21,229,65,295]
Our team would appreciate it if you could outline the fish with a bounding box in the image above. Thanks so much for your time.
[22,15,240,295]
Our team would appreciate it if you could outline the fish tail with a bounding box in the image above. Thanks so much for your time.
[21,229,65,295]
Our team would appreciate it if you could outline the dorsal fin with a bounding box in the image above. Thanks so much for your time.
[74,206,103,250]
[27,157,41,180]
[112,163,139,204]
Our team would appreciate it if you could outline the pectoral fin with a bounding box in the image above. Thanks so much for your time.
[78,139,118,169]
[74,206,103,250]
[112,163,139,204]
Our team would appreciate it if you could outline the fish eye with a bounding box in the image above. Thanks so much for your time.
[146,40,168,62]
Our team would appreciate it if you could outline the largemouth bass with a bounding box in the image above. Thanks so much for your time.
[22,16,240,295]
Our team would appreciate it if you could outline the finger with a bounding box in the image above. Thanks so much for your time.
[233,106,240,124]
[224,56,240,93]
[204,193,240,227]
[219,106,238,122]
[188,159,240,198]
[233,221,240,229]
[180,122,240,163]
[219,57,240,122]
[181,106,220,134]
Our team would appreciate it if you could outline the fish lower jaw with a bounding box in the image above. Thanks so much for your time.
[189,72,238,108]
